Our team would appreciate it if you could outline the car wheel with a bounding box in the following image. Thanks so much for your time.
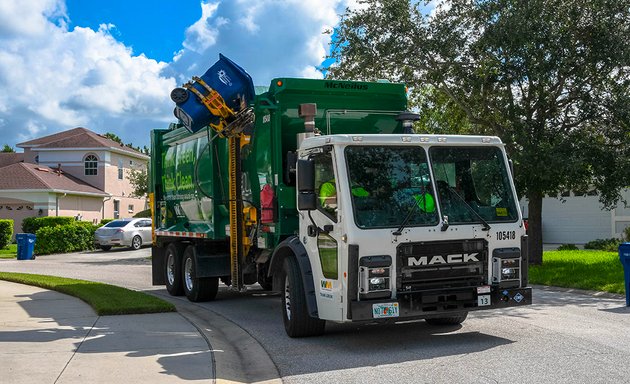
[425,312,468,326]
[281,256,325,337]
[131,235,142,250]
[182,245,218,302]
[100,245,112,251]
[165,243,184,296]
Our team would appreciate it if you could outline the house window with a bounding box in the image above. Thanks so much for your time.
[84,154,98,175]
[118,159,123,180]
[113,200,120,219]
[128,204,134,213]
[35,155,39,164]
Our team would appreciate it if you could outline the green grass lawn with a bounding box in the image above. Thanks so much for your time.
[0,244,17,259]
[530,250,625,294]
[0,272,175,315]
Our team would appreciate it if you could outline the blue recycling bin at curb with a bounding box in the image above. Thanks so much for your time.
[16,233,36,260]
[620,243,630,307]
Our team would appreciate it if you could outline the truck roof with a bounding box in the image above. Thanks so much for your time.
[300,134,505,150]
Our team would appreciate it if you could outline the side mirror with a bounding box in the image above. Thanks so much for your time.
[297,159,315,192]
[297,159,316,211]
[298,192,317,211]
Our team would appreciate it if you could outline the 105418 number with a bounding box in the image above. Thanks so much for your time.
[496,230,516,240]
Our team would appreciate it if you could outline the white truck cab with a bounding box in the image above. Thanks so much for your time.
[295,134,531,325]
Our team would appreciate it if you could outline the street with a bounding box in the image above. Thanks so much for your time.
[1,249,629,384]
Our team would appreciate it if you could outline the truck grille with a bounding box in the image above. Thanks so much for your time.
[396,239,487,292]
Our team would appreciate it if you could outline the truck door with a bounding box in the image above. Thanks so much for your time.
[301,149,343,321]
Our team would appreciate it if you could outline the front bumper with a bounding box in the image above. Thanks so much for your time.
[348,286,532,321]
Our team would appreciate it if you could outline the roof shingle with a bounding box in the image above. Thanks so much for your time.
[0,153,24,168]
[17,127,145,157]
[0,163,107,196]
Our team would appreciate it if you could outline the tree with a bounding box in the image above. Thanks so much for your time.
[104,132,150,155]
[1,144,15,153]
[128,166,148,198]
[327,0,630,264]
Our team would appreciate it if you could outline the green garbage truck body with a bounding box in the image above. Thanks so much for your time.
[151,74,532,338]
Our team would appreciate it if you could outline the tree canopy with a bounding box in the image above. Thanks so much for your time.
[1,144,15,153]
[327,0,630,263]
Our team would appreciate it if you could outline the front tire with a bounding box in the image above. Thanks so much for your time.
[100,245,112,251]
[131,235,142,250]
[182,245,219,302]
[281,257,325,337]
[165,243,184,296]
[425,312,468,326]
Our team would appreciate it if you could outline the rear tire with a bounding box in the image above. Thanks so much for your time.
[182,245,219,302]
[425,312,468,326]
[281,256,325,337]
[100,245,112,251]
[131,235,142,250]
[165,243,184,296]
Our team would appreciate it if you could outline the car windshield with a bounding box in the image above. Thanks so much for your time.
[345,146,439,229]
[429,146,518,224]
[104,220,131,228]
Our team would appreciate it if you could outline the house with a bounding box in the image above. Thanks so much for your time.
[521,189,630,244]
[0,127,149,235]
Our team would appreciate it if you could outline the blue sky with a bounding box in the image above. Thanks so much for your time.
[0,1,436,150]
[65,0,199,63]
[0,0,356,149]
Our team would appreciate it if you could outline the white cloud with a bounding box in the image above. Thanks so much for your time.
[0,0,177,147]
[0,0,357,148]
[170,0,346,86]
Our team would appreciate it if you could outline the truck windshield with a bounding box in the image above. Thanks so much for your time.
[345,146,439,229]
[429,146,518,224]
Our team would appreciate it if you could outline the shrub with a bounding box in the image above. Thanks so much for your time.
[0,219,13,249]
[74,221,99,237]
[625,226,630,242]
[34,224,94,255]
[133,209,151,218]
[557,243,579,251]
[584,238,621,252]
[22,216,74,234]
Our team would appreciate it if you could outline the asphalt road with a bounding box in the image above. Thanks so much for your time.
[2,249,629,384]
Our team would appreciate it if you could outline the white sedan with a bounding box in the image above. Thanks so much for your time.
[94,218,152,251]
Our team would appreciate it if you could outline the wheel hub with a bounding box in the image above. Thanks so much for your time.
[184,257,193,291]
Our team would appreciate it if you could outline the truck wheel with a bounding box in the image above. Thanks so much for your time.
[165,243,183,296]
[425,312,468,326]
[281,257,325,337]
[182,245,219,302]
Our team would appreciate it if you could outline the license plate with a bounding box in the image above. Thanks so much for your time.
[478,295,491,306]
[372,303,399,318]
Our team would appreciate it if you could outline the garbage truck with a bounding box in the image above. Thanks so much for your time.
[150,54,532,337]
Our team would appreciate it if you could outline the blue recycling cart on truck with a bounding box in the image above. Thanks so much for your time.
[619,243,630,307]
[16,233,36,260]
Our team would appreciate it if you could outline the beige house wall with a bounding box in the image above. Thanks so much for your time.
[56,195,104,224]
[102,152,147,219]
[34,149,148,220]
[0,193,104,235]
[22,148,37,164]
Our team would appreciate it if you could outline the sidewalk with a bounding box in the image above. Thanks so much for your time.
[0,280,213,383]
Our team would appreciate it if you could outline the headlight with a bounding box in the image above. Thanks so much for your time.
[492,250,522,287]
[369,277,388,291]
[501,267,519,280]
[359,255,392,299]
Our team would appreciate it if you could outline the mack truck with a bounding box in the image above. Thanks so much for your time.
[150,54,532,337]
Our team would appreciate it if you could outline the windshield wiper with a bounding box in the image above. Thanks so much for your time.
[393,199,419,236]
[444,186,491,231]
